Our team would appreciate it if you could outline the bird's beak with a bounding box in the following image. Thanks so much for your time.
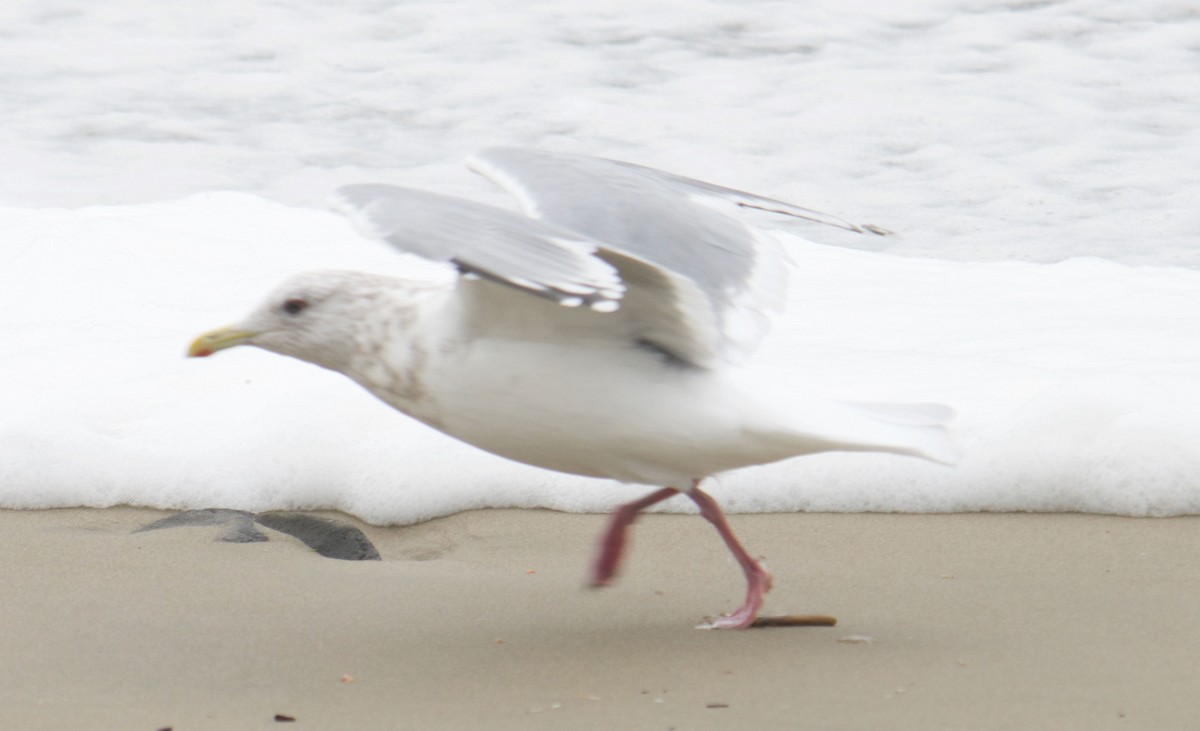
[187,325,256,357]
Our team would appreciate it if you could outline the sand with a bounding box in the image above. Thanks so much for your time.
[1,507,1198,730]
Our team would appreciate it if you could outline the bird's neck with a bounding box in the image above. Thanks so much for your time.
[342,282,455,426]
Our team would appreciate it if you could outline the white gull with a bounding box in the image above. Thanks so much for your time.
[189,148,958,628]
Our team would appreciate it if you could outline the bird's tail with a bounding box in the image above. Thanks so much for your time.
[835,401,962,465]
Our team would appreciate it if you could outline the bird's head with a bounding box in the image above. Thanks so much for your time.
[188,270,385,372]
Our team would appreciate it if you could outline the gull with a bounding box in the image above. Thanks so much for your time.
[189,148,958,629]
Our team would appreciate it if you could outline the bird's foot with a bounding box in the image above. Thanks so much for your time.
[694,558,772,630]
[588,537,622,588]
[589,487,680,588]
[696,608,760,630]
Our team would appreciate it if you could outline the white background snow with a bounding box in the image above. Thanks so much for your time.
[1,0,1197,522]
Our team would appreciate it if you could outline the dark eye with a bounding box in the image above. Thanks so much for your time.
[282,298,309,316]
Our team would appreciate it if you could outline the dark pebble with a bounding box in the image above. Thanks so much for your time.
[255,512,381,561]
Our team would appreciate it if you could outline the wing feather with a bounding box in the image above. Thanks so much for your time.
[333,184,623,309]
[469,148,855,363]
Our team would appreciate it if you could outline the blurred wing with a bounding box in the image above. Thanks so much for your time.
[469,147,865,364]
[333,184,622,309]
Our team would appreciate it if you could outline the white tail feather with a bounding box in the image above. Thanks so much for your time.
[840,401,961,465]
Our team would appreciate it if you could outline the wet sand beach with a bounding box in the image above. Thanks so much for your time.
[1,508,1198,729]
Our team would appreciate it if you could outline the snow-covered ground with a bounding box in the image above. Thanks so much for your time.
[1,0,1197,522]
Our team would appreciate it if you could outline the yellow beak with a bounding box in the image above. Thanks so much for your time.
[187,325,256,357]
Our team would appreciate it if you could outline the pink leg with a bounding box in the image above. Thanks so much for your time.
[590,486,679,587]
[687,483,773,629]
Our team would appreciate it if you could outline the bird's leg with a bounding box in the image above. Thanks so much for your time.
[590,486,680,587]
[686,481,773,629]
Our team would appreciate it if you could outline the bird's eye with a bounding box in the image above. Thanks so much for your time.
[282,298,309,315]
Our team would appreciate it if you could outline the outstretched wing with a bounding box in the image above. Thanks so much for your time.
[470,148,871,364]
[333,184,623,310]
